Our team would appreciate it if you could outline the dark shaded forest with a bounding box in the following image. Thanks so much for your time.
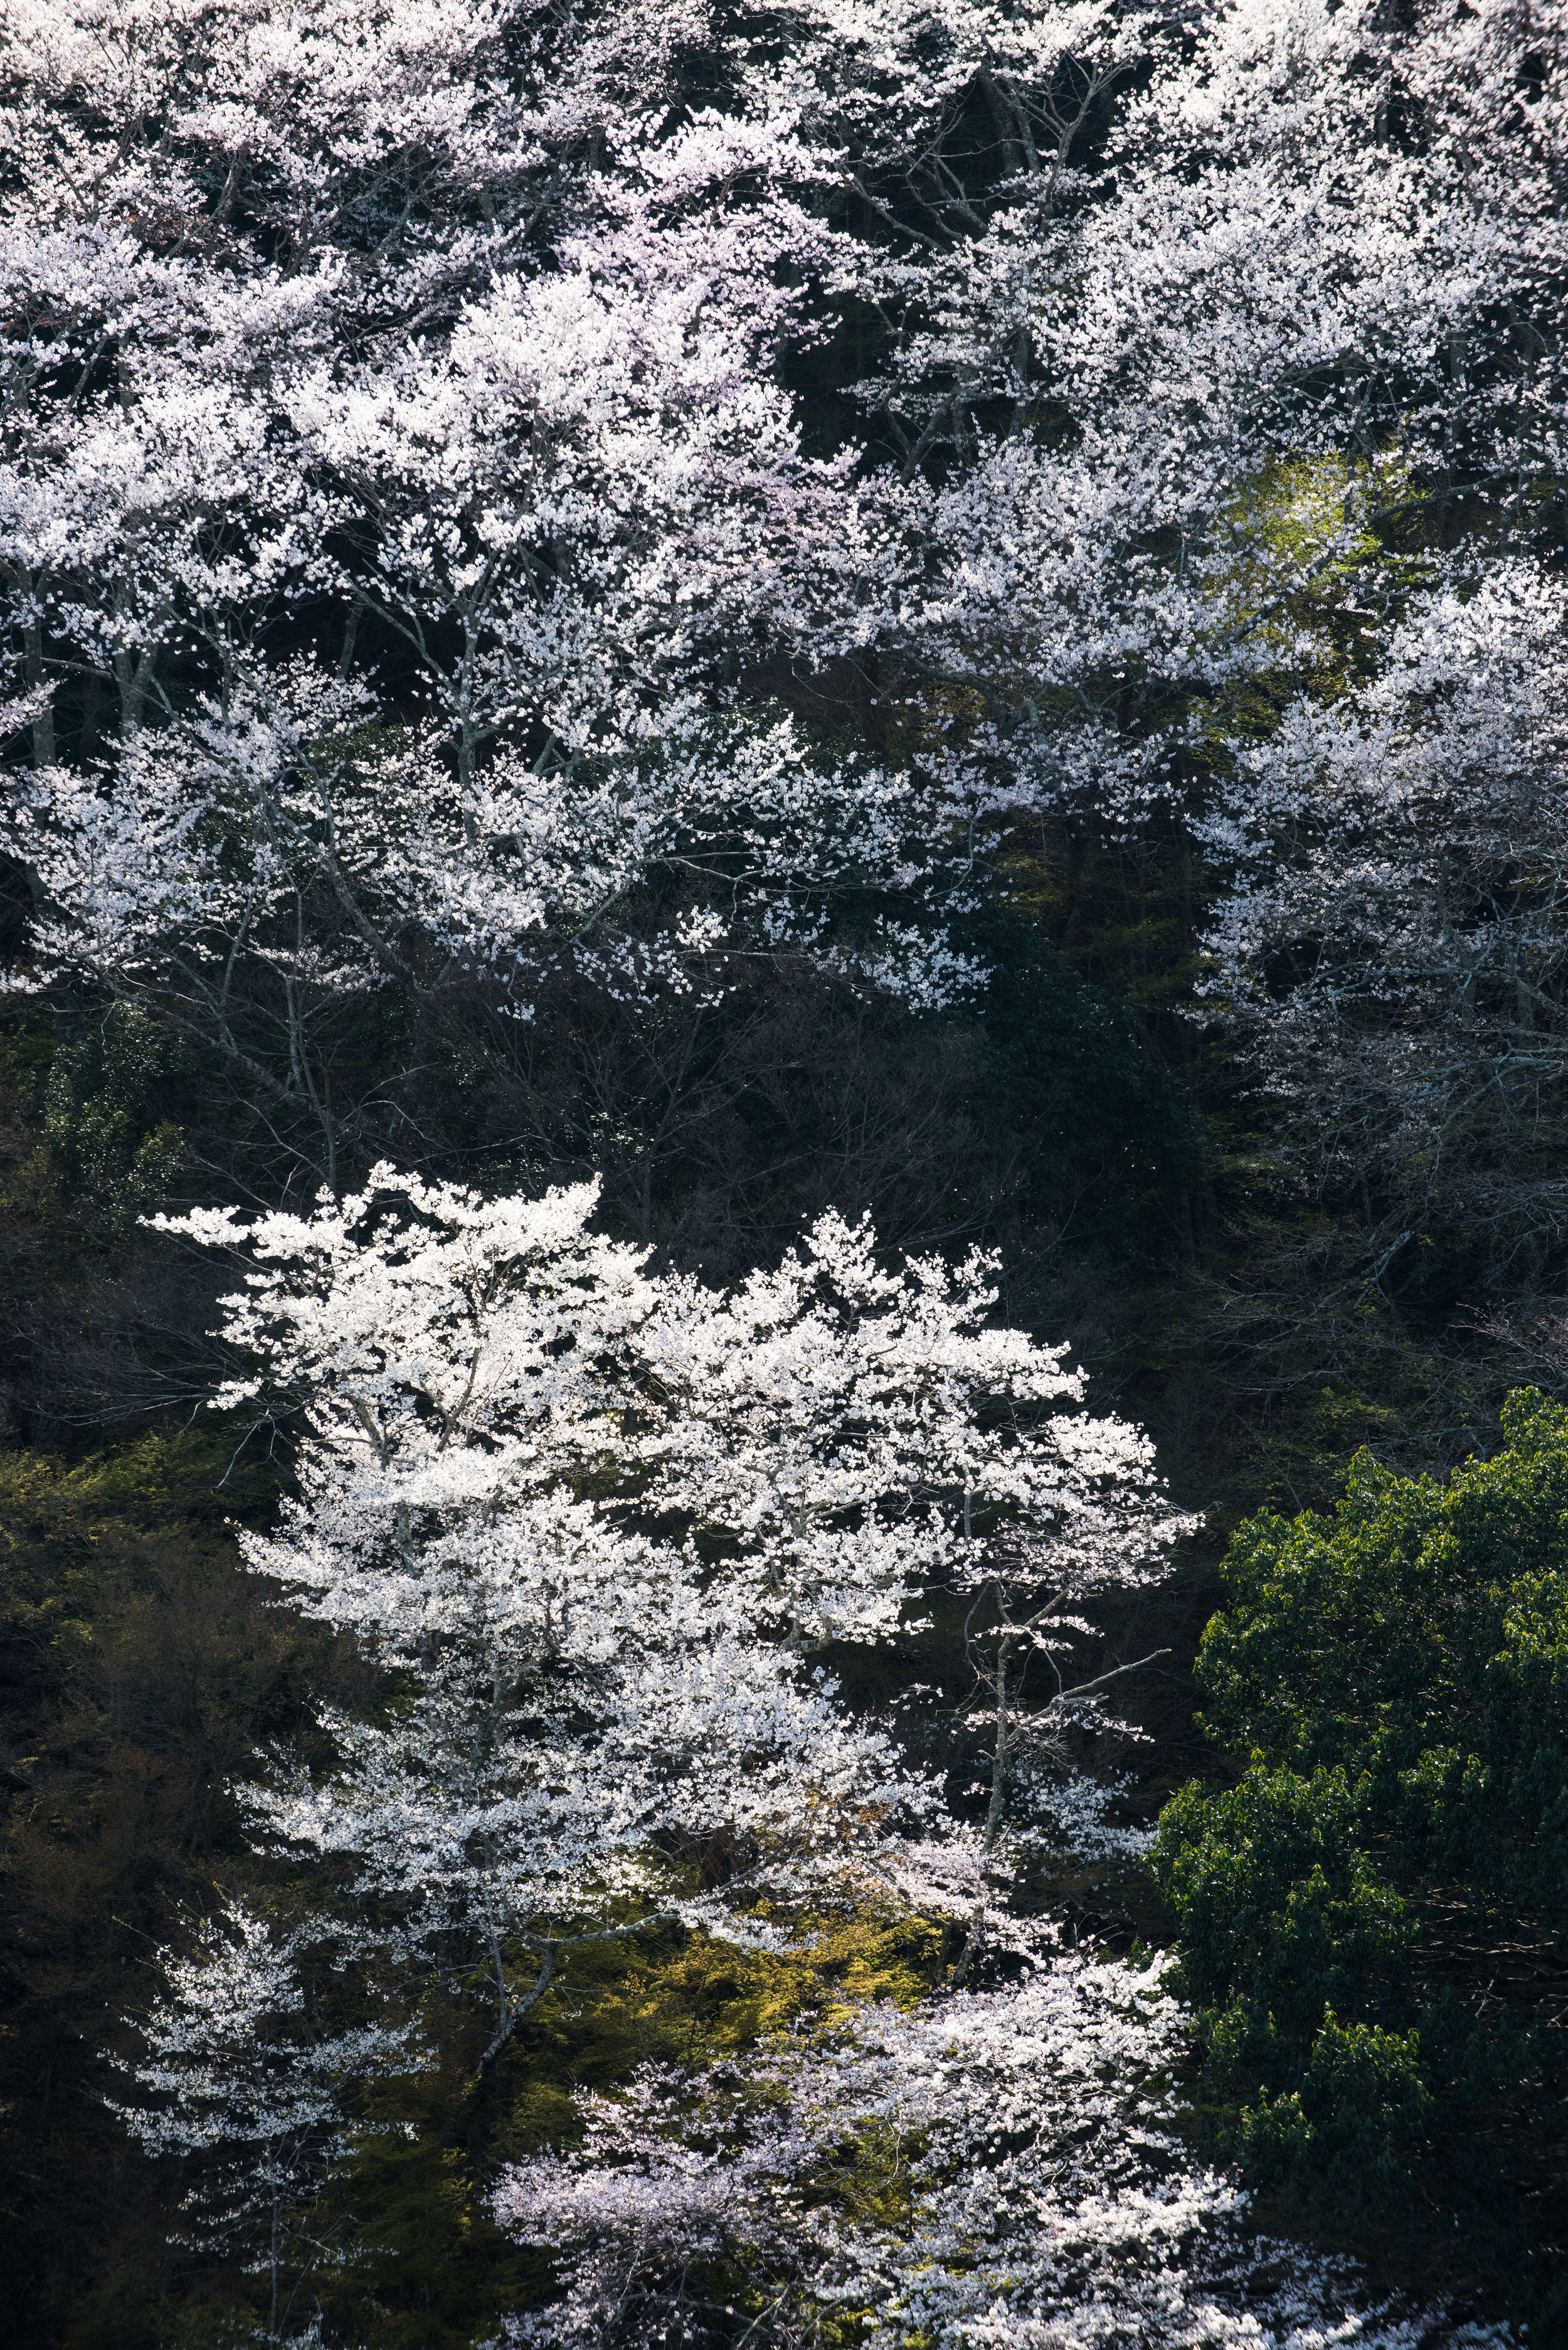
[7,804,1565,2341]
[3,0,1567,2344]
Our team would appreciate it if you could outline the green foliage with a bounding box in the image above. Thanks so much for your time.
[1155,1392,1568,2317]
[1231,2014,1434,2207]
[1195,1390,1568,1910]
[43,1006,184,1224]
[252,1902,949,2350]
[1156,1766,1414,2033]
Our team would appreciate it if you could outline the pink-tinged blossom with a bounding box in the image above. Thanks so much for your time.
[148,1168,1182,2061]
[8,3,1549,2334]
[492,1957,1508,2348]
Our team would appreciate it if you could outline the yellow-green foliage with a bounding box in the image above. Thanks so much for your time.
[307,1901,948,2350]
[1194,450,1420,760]
[0,1414,953,2350]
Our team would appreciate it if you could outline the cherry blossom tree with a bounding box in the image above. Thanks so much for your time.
[110,1903,415,2345]
[620,1204,1194,1964]
[1195,564,1568,1274]
[750,0,1568,1332]
[758,0,1567,859]
[153,1171,916,2060]
[11,0,1562,1211]
[149,1164,1184,2062]
[0,1,975,1203]
[8,656,972,1194]
[3,1,1555,2334]
[492,1955,1510,2349]
[291,112,859,787]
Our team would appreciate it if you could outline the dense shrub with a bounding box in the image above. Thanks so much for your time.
[1155,1391,1568,2313]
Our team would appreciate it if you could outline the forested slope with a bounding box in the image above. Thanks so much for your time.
[0,1,1565,2343]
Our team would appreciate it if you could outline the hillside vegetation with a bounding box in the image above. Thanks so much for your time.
[1,2,1565,2344]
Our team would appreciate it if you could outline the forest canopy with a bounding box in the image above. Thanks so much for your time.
[0,0,1565,2344]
